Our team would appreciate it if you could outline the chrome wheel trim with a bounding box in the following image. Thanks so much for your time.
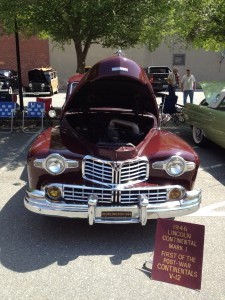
[192,126,204,144]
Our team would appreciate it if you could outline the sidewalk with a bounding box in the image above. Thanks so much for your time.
[19,90,204,109]
[156,89,204,106]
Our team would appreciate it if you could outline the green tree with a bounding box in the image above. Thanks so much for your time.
[0,0,175,73]
[174,0,225,51]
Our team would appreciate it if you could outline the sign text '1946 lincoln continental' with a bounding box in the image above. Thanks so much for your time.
[24,53,201,225]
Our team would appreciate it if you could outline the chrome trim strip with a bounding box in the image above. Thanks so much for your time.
[34,155,79,171]
[152,156,196,176]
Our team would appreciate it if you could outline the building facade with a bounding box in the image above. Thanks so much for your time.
[1,34,224,89]
[50,41,225,89]
[0,35,49,86]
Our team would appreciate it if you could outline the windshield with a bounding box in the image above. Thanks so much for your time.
[200,81,225,105]
[28,70,48,83]
[149,67,170,73]
[0,70,10,77]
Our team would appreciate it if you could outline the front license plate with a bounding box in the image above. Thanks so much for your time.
[102,211,132,218]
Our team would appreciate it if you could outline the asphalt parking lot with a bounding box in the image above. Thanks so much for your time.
[1,91,225,300]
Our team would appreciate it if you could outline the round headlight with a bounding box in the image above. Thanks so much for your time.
[44,154,66,175]
[166,156,185,177]
[48,109,56,118]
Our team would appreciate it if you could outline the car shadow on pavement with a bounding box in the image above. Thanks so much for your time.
[0,131,36,170]
[0,185,156,273]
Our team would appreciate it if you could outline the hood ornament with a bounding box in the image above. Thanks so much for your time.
[115,49,125,56]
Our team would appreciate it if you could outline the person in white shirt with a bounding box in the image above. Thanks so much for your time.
[181,69,196,105]
[167,68,179,99]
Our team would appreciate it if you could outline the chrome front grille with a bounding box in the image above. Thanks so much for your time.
[62,185,167,205]
[83,156,149,186]
[30,83,42,92]
[63,186,113,204]
[120,189,167,205]
[83,158,113,184]
[120,160,148,184]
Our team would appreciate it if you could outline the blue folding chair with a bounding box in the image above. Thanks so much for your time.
[22,101,45,133]
[0,101,16,133]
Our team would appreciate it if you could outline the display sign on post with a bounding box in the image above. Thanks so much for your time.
[151,219,205,290]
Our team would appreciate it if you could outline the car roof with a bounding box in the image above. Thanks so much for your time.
[148,66,171,68]
[0,69,17,74]
[67,73,84,84]
[28,67,56,72]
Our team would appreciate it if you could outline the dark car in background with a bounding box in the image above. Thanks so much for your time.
[24,67,58,96]
[24,54,201,225]
[0,69,19,93]
[144,66,171,93]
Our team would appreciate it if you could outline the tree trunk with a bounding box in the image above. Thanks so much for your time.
[73,39,91,73]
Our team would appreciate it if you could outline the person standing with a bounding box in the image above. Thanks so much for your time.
[167,68,179,98]
[181,69,196,105]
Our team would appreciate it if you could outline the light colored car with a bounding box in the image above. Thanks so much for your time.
[24,67,58,96]
[183,82,225,148]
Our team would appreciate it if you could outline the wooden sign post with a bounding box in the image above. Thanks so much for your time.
[152,219,205,290]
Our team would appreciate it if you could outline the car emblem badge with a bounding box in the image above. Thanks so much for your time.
[113,162,121,172]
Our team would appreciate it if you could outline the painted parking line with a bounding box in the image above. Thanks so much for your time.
[191,201,225,217]
[199,163,225,171]
[0,131,41,173]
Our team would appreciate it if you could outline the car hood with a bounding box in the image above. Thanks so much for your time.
[28,69,48,83]
[200,81,225,107]
[62,55,158,118]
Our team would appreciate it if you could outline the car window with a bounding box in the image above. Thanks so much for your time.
[149,67,170,73]
[217,97,225,111]
[67,82,79,97]
[44,73,51,81]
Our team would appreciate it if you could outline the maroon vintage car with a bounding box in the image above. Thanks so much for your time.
[24,53,201,225]
[65,73,84,101]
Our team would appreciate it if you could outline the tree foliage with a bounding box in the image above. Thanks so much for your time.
[173,0,225,51]
[1,0,225,72]
[0,0,175,72]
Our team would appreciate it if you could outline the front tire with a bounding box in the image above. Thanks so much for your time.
[192,126,207,146]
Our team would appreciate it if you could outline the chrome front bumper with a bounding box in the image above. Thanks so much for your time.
[24,92,51,96]
[24,188,201,225]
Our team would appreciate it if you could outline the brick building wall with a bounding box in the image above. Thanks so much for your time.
[0,35,49,86]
